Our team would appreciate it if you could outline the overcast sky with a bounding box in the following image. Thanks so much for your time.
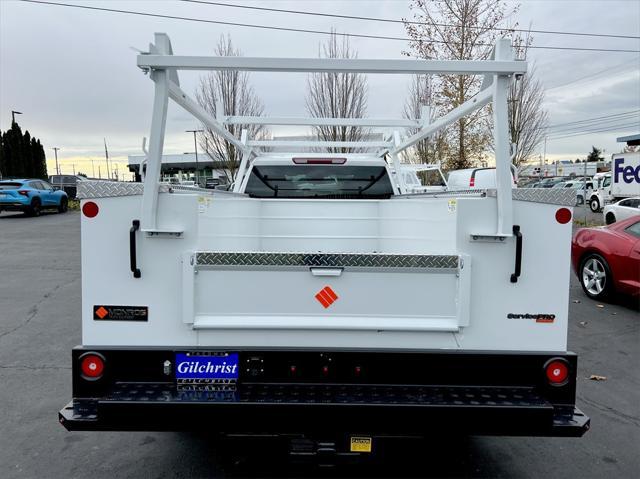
[1,0,639,178]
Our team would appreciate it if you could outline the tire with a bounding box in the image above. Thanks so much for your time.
[26,198,41,217]
[58,197,68,214]
[605,212,616,225]
[589,197,600,212]
[577,195,584,205]
[579,254,614,300]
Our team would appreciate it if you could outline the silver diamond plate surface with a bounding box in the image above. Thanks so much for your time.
[77,181,241,199]
[512,188,576,206]
[196,252,459,269]
[77,181,147,199]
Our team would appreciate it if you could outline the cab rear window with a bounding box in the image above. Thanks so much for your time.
[245,165,394,199]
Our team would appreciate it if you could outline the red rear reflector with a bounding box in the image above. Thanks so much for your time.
[555,208,572,224]
[545,359,569,385]
[80,353,105,379]
[293,158,347,165]
[82,201,99,218]
[469,177,475,187]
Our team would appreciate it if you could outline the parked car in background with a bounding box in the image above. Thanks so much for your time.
[571,215,640,300]
[49,174,88,199]
[603,197,640,224]
[0,179,68,216]
[446,165,516,189]
[554,179,595,205]
[532,177,566,188]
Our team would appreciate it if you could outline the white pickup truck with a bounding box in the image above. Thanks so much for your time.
[59,34,588,456]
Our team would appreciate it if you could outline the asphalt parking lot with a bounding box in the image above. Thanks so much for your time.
[0,209,638,478]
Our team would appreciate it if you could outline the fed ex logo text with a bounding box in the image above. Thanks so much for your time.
[614,158,640,184]
[507,313,556,323]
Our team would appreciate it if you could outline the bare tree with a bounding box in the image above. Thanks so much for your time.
[196,35,267,183]
[306,32,369,153]
[403,74,449,165]
[404,0,519,170]
[499,34,548,168]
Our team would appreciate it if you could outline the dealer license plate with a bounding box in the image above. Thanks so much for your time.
[175,352,239,391]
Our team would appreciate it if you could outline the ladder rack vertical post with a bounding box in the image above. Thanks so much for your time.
[492,38,515,237]
[233,129,250,193]
[141,34,172,232]
[391,131,407,194]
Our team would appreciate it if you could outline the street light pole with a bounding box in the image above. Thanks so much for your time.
[52,147,60,175]
[11,110,23,124]
[186,129,204,184]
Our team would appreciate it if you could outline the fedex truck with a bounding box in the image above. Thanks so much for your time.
[589,152,640,212]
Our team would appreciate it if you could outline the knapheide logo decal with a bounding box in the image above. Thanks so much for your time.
[315,286,338,308]
[93,305,149,321]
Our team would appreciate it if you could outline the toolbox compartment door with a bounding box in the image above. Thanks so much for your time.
[182,252,470,332]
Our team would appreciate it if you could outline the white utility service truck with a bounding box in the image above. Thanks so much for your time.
[589,152,640,212]
[59,34,589,456]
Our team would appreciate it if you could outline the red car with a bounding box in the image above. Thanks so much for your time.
[572,215,640,300]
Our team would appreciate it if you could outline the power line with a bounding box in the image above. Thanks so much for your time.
[18,1,640,54]
[547,122,638,140]
[545,60,639,91]
[181,0,640,40]
[545,110,640,131]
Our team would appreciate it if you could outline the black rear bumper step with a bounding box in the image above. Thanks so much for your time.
[59,383,589,437]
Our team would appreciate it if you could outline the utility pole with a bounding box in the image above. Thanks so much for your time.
[91,159,95,178]
[98,165,101,179]
[11,110,22,124]
[104,138,111,180]
[186,129,203,185]
[52,147,60,175]
[72,164,76,176]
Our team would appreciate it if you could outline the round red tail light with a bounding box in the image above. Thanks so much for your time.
[555,208,572,224]
[82,201,99,218]
[545,358,569,386]
[80,353,105,380]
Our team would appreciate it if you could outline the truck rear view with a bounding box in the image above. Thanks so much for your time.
[60,34,589,457]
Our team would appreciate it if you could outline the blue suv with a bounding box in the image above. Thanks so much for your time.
[0,179,68,216]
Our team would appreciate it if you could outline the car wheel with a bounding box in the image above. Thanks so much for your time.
[605,212,616,225]
[580,254,613,300]
[577,195,584,205]
[58,197,68,213]
[27,198,42,217]
[589,197,600,212]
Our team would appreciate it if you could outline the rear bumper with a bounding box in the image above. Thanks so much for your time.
[59,387,589,437]
[59,348,590,437]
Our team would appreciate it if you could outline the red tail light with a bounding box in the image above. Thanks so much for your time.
[293,158,347,165]
[82,201,99,218]
[545,358,569,386]
[469,177,475,187]
[18,190,30,196]
[80,353,105,380]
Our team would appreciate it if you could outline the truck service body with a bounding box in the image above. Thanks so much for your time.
[60,34,589,451]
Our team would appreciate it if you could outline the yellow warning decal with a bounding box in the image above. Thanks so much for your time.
[350,436,372,453]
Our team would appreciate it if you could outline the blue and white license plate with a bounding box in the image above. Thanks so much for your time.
[175,352,239,381]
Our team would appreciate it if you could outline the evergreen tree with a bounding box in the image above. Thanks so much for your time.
[586,146,604,163]
[0,121,47,179]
